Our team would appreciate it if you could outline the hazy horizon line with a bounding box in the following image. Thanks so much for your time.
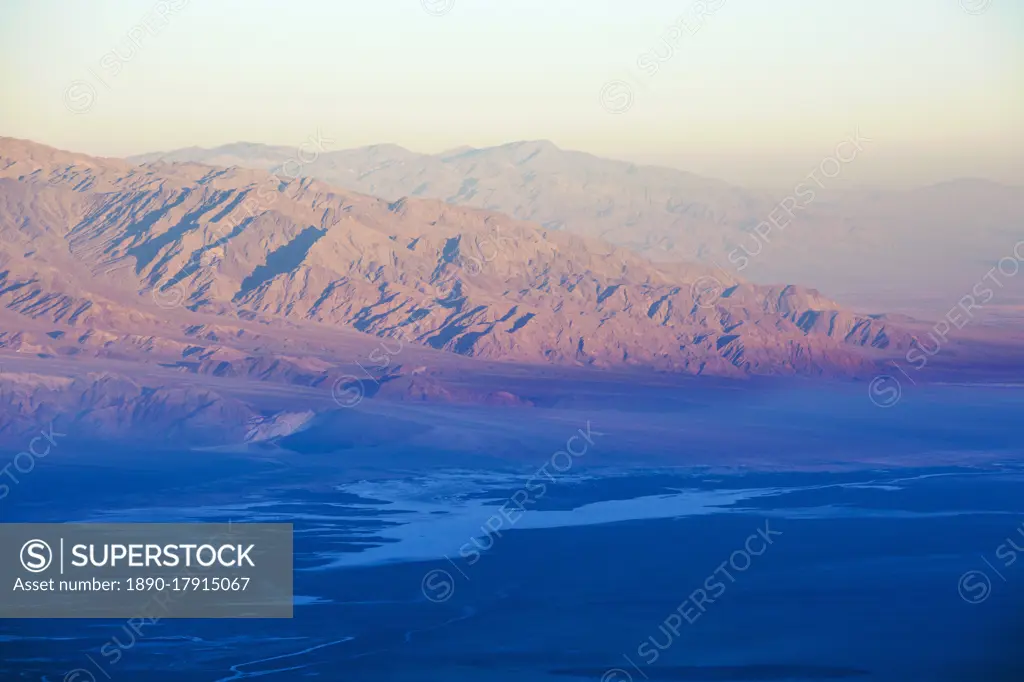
[7,133,1021,193]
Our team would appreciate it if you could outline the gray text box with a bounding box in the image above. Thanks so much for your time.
[1,523,292,618]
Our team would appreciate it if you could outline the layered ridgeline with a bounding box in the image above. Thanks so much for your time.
[0,137,908,383]
[129,139,761,265]
[132,140,1024,312]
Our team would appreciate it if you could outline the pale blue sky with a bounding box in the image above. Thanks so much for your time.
[1,0,1021,186]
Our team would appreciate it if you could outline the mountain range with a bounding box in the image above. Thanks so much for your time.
[0,136,1015,445]
[131,140,1024,316]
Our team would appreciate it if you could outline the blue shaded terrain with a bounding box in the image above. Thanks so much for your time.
[1,443,1022,681]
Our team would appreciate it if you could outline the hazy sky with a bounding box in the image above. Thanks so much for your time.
[1,0,1021,187]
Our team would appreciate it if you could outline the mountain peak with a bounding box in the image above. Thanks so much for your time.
[359,143,416,157]
[0,136,128,174]
[506,139,560,154]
